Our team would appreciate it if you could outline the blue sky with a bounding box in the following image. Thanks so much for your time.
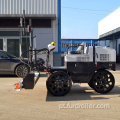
[61,0,120,39]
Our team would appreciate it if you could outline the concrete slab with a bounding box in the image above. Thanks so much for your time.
[0,66,120,120]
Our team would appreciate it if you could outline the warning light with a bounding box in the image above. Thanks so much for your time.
[46,72,49,74]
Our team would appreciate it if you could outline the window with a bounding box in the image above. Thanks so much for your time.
[0,18,20,28]
[0,52,7,59]
[32,19,51,28]
[0,18,51,28]
[0,39,3,50]
[0,31,19,36]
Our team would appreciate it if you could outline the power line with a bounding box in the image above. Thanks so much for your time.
[62,6,111,15]
[62,6,112,12]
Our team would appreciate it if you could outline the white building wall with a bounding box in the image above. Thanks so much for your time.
[33,19,58,66]
[33,19,58,51]
[98,7,120,37]
[99,7,120,60]
[52,19,58,52]
[33,28,53,49]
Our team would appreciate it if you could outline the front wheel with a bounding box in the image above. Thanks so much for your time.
[15,64,29,78]
[88,82,93,89]
[46,72,72,96]
[90,70,115,94]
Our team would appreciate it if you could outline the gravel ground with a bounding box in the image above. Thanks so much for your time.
[0,65,120,120]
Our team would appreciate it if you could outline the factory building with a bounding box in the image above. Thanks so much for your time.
[98,7,120,62]
[0,0,61,66]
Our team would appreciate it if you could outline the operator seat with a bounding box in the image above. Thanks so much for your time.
[69,42,86,54]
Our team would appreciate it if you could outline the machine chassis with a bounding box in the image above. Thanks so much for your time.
[50,62,116,83]
[46,45,116,96]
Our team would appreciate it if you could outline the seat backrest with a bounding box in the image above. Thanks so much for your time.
[76,42,86,53]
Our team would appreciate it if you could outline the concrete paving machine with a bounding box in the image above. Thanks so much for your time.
[20,42,116,96]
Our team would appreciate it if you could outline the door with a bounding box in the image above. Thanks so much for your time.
[7,39,19,57]
[0,39,3,50]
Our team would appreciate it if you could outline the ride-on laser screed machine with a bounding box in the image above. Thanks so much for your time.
[20,42,116,96]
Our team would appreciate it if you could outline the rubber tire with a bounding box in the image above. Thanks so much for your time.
[90,70,115,94]
[88,82,93,89]
[46,72,72,96]
[15,64,29,78]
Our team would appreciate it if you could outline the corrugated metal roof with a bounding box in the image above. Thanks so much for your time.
[0,0,58,16]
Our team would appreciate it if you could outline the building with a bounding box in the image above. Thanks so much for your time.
[0,0,61,66]
[98,7,120,62]
[61,39,98,52]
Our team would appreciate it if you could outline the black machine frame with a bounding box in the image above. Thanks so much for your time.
[50,45,116,83]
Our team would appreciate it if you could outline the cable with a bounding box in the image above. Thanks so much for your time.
[62,6,112,12]
[62,6,112,15]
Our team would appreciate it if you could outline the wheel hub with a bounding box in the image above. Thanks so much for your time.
[99,78,107,85]
[55,80,63,88]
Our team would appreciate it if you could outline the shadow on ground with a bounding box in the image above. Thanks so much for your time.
[40,74,48,77]
[0,73,48,78]
[116,63,120,71]
[0,75,17,78]
[46,84,120,102]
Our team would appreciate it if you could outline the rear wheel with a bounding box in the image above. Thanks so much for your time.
[46,72,72,96]
[91,70,115,94]
[15,64,29,78]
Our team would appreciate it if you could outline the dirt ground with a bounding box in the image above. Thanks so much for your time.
[0,65,120,120]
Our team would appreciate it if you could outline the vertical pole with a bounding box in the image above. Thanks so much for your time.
[23,10,26,36]
[29,19,32,47]
[71,39,72,51]
[35,49,37,62]
[19,31,22,56]
[3,37,7,51]
[28,19,33,64]
[98,40,100,46]
[30,33,32,47]
[93,45,95,66]
[34,36,36,49]
[105,40,106,46]
[109,40,110,47]
[29,46,32,64]
[116,40,118,56]
[58,0,61,53]
[113,35,115,49]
